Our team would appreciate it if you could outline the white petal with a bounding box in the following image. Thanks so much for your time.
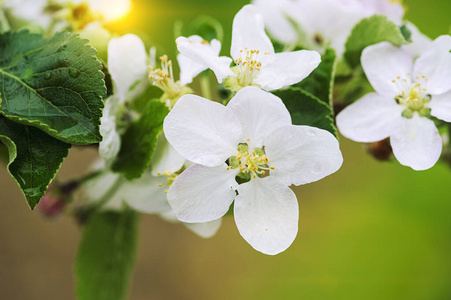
[401,22,432,58]
[159,210,223,238]
[164,94,243,167]
[391,115,442,171]
[226,87,291,148]
[251,0,298,44]
[176,36,233,83]
[235,177,298,255]
[256,50,321,91]
[150,133,185,176]
[265,125,343,186]
[336,93,403,143]
[177,54,206,86]
[430,90,451,122]
[183,218,222,238]
[83,163,123,211]
[84,171,120,205]
[230,4,274,60]
[99,96,121,162]
[167,164,238,223]
[362,42,414,97]
[120,173,172,214]
[177,36,222,85]
[413,35,451,95]
[361,0,404,24]
[108,34,148,101]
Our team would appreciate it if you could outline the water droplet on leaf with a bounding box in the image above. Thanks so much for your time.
[69,69,80,78]
[44,72,51,79]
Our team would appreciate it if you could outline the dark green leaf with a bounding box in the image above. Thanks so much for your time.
[399,24,412,43]
[334,66,374,105]
[75,209,138,300]
[0,114,70,208]
[112,100,169,180]
[0,30,106,144]
[273,87,337,137]
[296,48,336,107]
[344,15,410,68]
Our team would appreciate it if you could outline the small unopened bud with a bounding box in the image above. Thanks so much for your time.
[365,139,393,161]
[38,184,67,218]
[38,180,79,218]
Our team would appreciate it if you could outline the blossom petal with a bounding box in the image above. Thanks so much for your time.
[84,168,122,210]
[167,164,239,223]
[226,87,291,148]
[361,0,404,23]
[164,94,243,167]
[231,4,274,61]
[251,0,298,44]
[160,210,223,238]
[176,36,233,83]
[177,36,222,85]
[184,218,222,238]
[401,22,432,58]
[108,34,148,101]
[255,50,321,91]
[151,133,185,176]
[362,42,414,97]
[120,173,171,214]
[429,90,451,122]
[390,115,442,171]
[235,177,298,255]
[265,125,343,186]
[99,96,121,162]
[336,93,403,143]
[413,35,451,95]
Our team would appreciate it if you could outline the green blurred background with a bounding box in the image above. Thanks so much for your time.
[1,0,451,299]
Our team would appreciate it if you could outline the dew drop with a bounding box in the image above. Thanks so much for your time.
[69,69,80,78]
[44,72,51,79]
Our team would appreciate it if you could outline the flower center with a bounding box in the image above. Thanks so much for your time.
[392,73,431,118]
[156,170,180,194]
[149,55,189,108]
[233,48,269,87]
[227,140,274,180]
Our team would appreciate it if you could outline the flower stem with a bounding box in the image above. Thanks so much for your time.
[200,74,212,100]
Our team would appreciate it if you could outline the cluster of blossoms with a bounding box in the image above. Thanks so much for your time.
[88,4,343,254]
[6,0,451,256]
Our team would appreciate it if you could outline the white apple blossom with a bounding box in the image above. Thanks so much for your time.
[99,34,149,162]
[176,5,321,92]
[84,137,221,238]
[3,0,131,32]
[252,0,365,56]
[336,36,451,170]
[163,87,343,255]
[252,0,405,56]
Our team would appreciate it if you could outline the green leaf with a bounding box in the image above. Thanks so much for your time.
[75,209,138,300]
[273,87,337,137]
[0,114,70,208]
[296,48,336,107]
[335,66,374,105]
[344,15,410,68]
[112,100,169,180]
[399,24,412,43]
[0,30,106,145]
